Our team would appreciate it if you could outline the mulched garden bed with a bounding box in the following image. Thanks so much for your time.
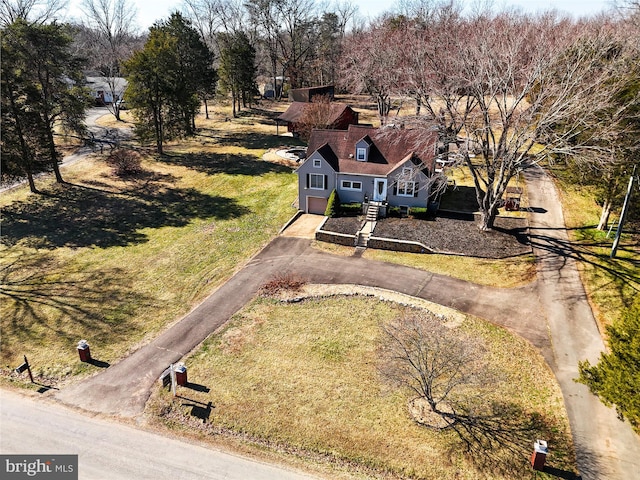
[323,211,531,259]
[322,216,363,235]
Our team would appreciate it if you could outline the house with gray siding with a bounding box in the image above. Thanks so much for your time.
[296,124,438,215]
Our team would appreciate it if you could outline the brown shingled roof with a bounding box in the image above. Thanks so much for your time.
[277,102,356,126]
[306,124,437,175]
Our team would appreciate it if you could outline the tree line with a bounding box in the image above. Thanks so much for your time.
[2,0,638,229]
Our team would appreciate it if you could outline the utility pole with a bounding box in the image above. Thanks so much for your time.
[611,165,637,258]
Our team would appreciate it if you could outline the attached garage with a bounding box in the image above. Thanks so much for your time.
[307,196,328,215]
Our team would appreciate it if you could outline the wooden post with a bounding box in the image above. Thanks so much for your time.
[611,165,636,258]
[24,355,34,383]
[169,363,176,397]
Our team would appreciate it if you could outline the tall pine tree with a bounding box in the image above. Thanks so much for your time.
[1,19,90,191]
[218,31,256,118]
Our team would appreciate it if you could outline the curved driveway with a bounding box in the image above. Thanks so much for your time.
[54,166,639,479]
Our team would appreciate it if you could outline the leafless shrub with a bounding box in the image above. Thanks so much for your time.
[380,310,568,475]
[379,310,495,429]
[105,148,143,177]
[259,272,306,297]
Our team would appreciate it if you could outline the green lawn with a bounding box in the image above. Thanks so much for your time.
[553,176,640,333]
[1,110,298,383]
[148,295,575,479]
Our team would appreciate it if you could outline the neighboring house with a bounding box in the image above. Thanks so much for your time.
[86,76,128,105]
[296,124,438,215]
[289,85,334,102]
[276,102,359,136]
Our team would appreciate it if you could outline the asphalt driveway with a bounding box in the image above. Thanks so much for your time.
[53,166,640,479]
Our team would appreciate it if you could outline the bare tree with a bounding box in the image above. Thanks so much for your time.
[183,0,247,46]
[393,8,631,231]
[276,0,318,89]
[246,0,282,99]
[331,0,357,36]
[380,311,493,428]
[294,95,333,140]
[380,310,564,475]
[0,0,67,26]
[340,21,402,124]
[81,0,137,120]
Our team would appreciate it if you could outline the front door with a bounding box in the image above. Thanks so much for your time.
[373,178,387,202]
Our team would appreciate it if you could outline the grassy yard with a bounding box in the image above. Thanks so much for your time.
[1,100,581,477]
[148,295,574,479]
[0,104,298,385]
[552,174,640,333]
[314,242,536,288]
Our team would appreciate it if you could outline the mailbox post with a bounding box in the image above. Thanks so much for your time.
[15,355,34,383]
[174,363,187,386]
[77,340,92,362]
[531,439,548,471]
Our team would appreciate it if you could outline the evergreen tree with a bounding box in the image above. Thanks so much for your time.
[124,12,215,153]
[1,19,90,191]
[578,296,640,433]
[218,30,256,117]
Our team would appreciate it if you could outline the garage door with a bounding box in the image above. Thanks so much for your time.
[307,196,328,215]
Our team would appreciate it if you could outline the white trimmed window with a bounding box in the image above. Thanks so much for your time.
[309,173,325,189]
[313,159,321,168]
[356,148,367,161]
[397,181,416,196]
[341,180,362,191]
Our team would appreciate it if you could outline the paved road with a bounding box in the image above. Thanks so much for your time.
[0,107,131,192]
[0,389,314,480]
[62,107,133,167]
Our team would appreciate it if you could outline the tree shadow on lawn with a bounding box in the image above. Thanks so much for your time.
[445,401,582,478]
[529,226,640,301]
[1,180,249,249]
[215,130,304,151]
[0,252,152,361]
[160,150,294,177]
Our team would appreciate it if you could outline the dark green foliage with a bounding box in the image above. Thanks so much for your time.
[324,189,339,217]
[124,13,215,153]
[387,206,401,217]
[218,31,257,117]
[340,202,362,216]
[578,296,640,433]
[410,207,430,219]
[1,19,91,190]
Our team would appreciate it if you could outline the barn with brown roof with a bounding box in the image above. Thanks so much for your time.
[276,102,359,136]
[296,124,438,215]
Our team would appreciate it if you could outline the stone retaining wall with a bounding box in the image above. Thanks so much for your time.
[316,230,356,247]
[368,236,435,254]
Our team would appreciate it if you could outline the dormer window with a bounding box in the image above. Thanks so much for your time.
[356,148,367,161]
